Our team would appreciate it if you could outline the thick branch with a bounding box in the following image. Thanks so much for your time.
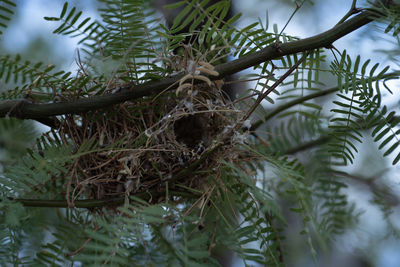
[0,10,377,120]
[215,11,374,78]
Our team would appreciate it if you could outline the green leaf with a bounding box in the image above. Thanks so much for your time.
[164,1,186,9]
[43,16,60,21]
[60,2,68,18]
[171,1,195,30]
[392,151,400,165]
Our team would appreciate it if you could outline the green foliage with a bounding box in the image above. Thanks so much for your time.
[0,0,399,266]
[329,51,400,165]
[1,138,73,198]
[0,53,90,100]
[0,0,16,35]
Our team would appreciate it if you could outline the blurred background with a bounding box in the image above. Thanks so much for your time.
[1,0,400,266]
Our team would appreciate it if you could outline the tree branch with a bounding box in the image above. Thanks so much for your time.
[241,52,308,125]
[336,0,360,25]
[7,190,200,208]
[279,115,400,155]
[0,10,377,120]
[282,136,332,155]
[250,71,400,131]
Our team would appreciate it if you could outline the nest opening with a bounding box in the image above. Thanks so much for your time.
[174,114,208,149]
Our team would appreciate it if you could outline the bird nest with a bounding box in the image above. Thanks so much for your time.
[56,78,246,205]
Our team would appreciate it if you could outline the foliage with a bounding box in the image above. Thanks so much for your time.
[0,0,400,266]
[0,0,16,35]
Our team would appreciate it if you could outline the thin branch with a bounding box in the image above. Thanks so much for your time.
[244,52,307,121]
[250,71,400,131]
[0,10,377,120]
[332,170,400,206]
[278,114,400,155]
[7,190,200,208]
[65,224,100,257]
[8,196,125,208]
[336,0,360,25]
[276,0,306,42]
[282,136,332,155]
[238,52,308,129]
[251,87,337,131]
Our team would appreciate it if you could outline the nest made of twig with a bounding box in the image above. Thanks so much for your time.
[55,80,245,204]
